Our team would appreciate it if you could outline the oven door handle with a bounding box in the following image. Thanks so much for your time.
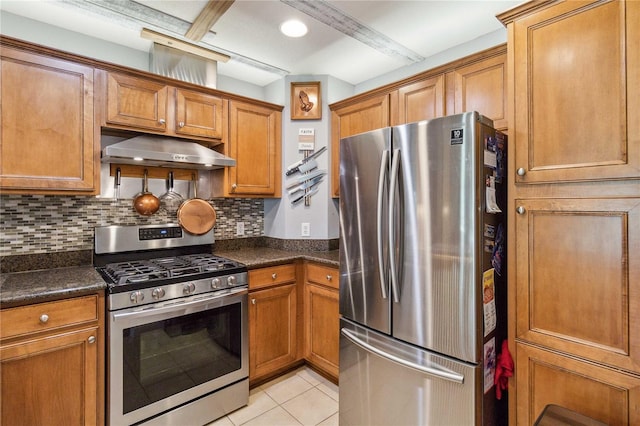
[111,288,248,323]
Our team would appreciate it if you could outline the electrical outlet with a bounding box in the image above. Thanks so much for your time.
[301,222,310,237]
[236,222,245,236]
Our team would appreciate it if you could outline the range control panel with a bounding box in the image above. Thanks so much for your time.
[139,226,183,241]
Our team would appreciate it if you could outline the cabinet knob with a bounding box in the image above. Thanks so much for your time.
[88,336,96,344]
[39,314,49,324]
[159,118,166,125]
[516,167,526,176]
[272,273,277,280]
[326,275,333,281]
[516,206,526,215]
[179,121,185,128]
[231,183,237,192]
[251,298,256,305]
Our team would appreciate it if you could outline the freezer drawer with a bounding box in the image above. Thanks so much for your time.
[339,318,481,426]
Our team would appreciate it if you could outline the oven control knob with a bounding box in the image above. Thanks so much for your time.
[227,275,237,287]
[152,288,165,300]
[211,278,221,289]
[130,291,144,304]
[183,282,196,295]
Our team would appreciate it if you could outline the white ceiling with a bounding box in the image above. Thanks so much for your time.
[0,0,524,87]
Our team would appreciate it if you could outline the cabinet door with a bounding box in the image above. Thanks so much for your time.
[391,74,445,125]
[228,100,281,197]
[0,47,96,193]
[304,282,339,379]
[514,198,640,373]
[1,327,99,426]
[511,0,640,183]
[330,94,390,197]
[249,284,297,381]
[516,342,640,425]
[451,53,507,130]
[175,88,226,140]
[105,72,168,132]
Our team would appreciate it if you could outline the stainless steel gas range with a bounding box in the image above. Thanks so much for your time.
[94,224,248,426]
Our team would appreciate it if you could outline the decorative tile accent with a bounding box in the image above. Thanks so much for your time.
[0,195,264,256]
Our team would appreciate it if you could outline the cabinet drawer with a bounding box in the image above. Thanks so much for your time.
[306,263,339,290]
[249,264,297,290]
[0,295,99,340]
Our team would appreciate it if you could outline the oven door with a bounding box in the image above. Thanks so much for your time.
[108,289,248,426]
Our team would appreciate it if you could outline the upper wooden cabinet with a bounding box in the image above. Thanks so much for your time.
[102,72,227,142]
[330,46,507,197]
[501,0,640,184]
[390,75,445,126]
[0,45,97,194]
[330,94,390,197]
[212,100,282,198]
[449,53,508,131]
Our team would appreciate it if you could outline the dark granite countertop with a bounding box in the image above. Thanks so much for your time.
[0,266,107,308]
[0,247,338,308]
[215,247,339,269]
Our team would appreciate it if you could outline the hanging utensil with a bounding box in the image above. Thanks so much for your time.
[114,167,121,201]
[177,173,216,235]
[159,171,183,214]
[133,169,160,216]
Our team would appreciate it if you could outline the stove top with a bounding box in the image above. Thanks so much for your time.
[94,224,248,311]
[100,254,245,286]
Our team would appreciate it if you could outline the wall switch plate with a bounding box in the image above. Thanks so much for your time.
[301,222,310,237]
[236,222,245,236]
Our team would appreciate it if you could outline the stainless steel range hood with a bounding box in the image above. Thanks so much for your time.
[101,135,235,169]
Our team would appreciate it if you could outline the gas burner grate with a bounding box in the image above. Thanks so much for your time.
[102,254,243,286]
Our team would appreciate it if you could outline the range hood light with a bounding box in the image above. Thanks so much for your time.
[133,157,144,162]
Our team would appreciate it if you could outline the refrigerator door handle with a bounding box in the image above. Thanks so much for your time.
[341,328,464,384]
[376,149,390,300]
[388,148,401,303]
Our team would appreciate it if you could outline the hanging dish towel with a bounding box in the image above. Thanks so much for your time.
[494,339,514,400]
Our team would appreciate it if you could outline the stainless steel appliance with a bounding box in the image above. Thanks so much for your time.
[339,112,508,425]
[94,224,248,426]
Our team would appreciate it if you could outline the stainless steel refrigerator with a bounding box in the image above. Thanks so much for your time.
[339,112,508,426]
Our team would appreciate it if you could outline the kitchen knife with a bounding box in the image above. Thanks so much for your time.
[291,186,320,205]
[286,169,327,189]
[288,174,324,196]
[285,146,327,176]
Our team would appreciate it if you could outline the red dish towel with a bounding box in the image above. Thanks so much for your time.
[494,340,514,400]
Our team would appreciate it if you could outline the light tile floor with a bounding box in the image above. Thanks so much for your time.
[208,367,339,426]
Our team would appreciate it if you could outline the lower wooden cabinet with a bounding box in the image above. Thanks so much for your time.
[247,262,340,384]
[248,264,299,383]
[0,294,104,426]
[516,342,640,425]
[304,262,339,380]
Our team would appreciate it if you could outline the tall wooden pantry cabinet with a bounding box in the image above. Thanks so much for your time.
[498,1,640,424]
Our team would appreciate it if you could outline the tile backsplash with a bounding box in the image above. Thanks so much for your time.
[0,195,263,256]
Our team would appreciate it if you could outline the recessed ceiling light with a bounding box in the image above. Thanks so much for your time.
[280,19,308,38]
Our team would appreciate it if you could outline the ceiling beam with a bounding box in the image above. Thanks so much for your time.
[185,0,235,42]
[281,0,424,64]
[58,0,288,76]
